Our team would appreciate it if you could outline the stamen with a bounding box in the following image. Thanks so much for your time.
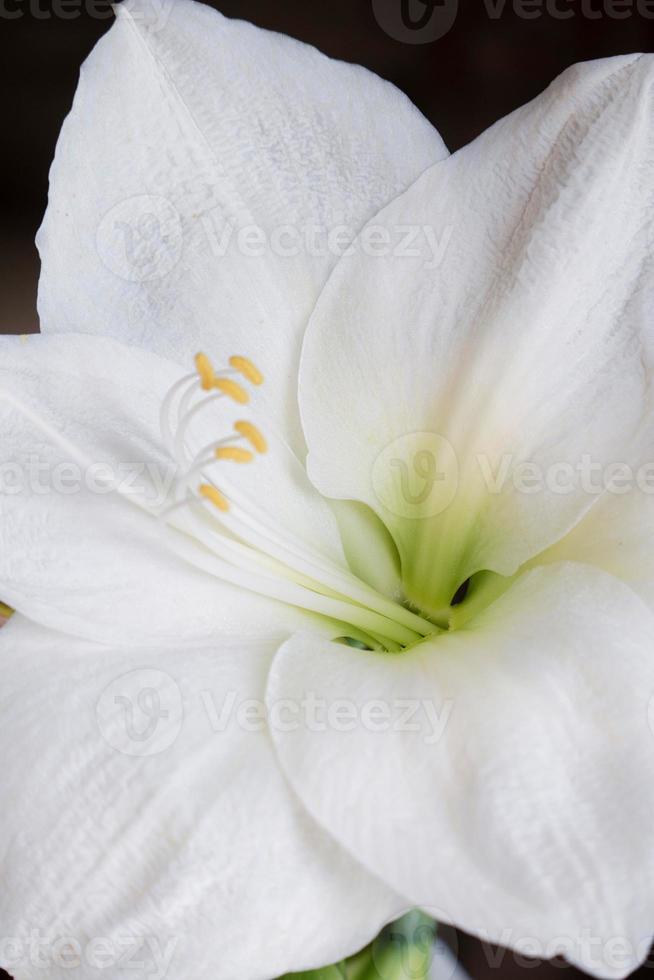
[199,483,230,512]
[234,420,267,454]
[214,378,249,404]
[0,601,14,620]
[165,353,436,646]
[195,353,216,391]
[215,446,254,463]
[4,350,436,650]
[160,372,197,453]
[173,394,225,465]
[229,356,264,386]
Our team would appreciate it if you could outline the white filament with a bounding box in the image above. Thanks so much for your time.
[3,360,438,650]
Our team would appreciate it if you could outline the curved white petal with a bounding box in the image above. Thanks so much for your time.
[268,563,654,979]
[299,54,654,612]
[537,494,654,612]
[0,333,346,645]
[535,432,654,611]
[0,614,403,980]
[37,0,447,455]
[329,499,403,601]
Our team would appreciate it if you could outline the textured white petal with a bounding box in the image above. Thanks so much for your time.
[0,614,403,980]
[269,562,654,979]
[299,54,654,612]
[37,0,447,455]
[0,333,345,645]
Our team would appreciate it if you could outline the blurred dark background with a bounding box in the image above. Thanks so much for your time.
[1,0,653,977]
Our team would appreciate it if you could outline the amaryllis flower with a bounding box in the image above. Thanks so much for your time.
[1,2,653,978]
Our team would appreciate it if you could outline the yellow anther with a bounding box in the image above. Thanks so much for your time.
[195,353,216,392]
[199,483,230,512]
[214,378,250,404]
[234,421,268,454]
[229,356,264,386]
[215,446,254,464]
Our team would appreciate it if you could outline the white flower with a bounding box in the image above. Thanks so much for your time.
[0,2,653,979]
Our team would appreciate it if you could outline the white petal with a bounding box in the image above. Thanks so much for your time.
[299,54,654,612]
[268,562,654,979]
[37,0,447,455]
[535,436,654,610]
[0,615,403,980]
[0,333,344,645]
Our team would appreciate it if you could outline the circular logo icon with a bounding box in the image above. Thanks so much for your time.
[96,668,184,757]
[372,0,459,44]
[372,431,459,520]
[371,908,460,980]
[96,194,183,282]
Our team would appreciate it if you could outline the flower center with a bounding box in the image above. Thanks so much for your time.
[3,351,498,651]
[152,353,440,651]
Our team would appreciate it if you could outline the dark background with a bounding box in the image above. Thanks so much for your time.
[1,0,653,977]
